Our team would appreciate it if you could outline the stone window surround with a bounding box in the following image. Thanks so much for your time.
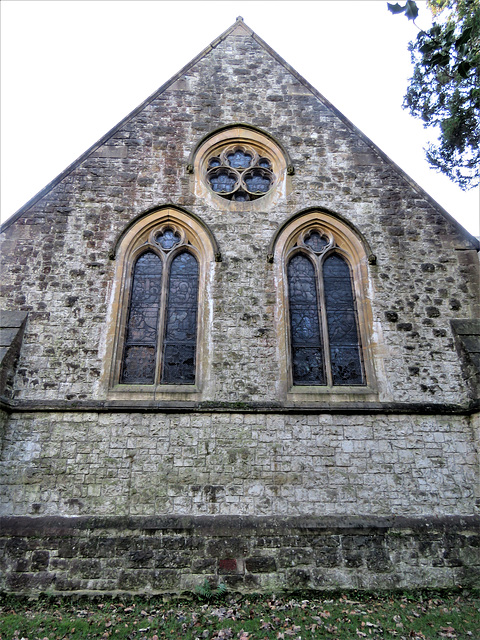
[189,124,293,209]
[101,206,218,402]
[272,210,379,403]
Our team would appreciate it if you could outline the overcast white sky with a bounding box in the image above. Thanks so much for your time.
[1,0,479,235]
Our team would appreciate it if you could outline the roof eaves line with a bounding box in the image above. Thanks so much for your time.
[0,20,243,233]
[250,31,480,251]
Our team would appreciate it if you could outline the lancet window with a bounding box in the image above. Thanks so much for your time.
[120,226,199,385]
[282,224,369,389]
[102,204,220,398]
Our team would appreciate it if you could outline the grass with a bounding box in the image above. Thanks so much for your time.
[0,590,479,639]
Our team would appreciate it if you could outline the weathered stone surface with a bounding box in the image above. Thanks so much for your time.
[0,18,479,594]
[245,556,276,573]
[0,515,477,594]
[0,412,476,517]
[0,311,27,397]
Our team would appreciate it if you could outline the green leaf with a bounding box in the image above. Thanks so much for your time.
[429,52,451,66]
[404,0,419,20]
[387,0,419,19]
[420,41,437,55]
[387,2,408,14]
[457,60,472,79]
[455,26,473,49]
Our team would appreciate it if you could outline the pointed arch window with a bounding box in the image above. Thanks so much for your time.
[104,208,217,397]
[272,212,377,397]
[121,240,199,385]
[287,234,364,386]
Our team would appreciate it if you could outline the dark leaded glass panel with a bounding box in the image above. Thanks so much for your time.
[232,190,250,202]
[122,346,156,384]
[244,169,272,194]
[208,169,238,193]
[227,150,252,168]
[121,251,162,384]
[305,231,328,253]
[323,254,364,385]
[161,252,199,384]
[162,345,196,384]
[288,254,325,385]
[156,228,180,250]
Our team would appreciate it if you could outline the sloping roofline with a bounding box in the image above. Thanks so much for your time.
[1,17,478,249]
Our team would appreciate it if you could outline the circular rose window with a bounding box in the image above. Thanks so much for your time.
[206,144,275,201]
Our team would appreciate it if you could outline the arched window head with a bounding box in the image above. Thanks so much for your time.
[104,208,217,397]
[272,211,377,398]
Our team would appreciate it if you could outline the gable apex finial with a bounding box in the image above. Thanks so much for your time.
[236,16,244,21]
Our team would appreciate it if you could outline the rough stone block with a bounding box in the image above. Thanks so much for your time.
[245,556,276,573]
[206,538,250,558]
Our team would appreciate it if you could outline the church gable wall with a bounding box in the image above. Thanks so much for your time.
[1,23,479,594]
[0,31,477,405]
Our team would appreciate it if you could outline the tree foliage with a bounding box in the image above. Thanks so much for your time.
[388,0,480,189]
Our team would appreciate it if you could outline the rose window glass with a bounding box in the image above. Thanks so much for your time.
[206,144,275,201]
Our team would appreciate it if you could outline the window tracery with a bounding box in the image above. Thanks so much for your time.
[120,225,199,385]
[189,125,292,206]
[272,211,377,398]
[104,208,217,398]
[206,144,275,201]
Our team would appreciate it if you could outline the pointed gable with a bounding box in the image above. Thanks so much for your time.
[1,16,479,407]
[1,17,478,250]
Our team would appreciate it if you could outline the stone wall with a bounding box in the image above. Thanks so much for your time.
[0,23,478,407]
[1,516,479,594]
[1,20,479,594]
[0,411,476,518]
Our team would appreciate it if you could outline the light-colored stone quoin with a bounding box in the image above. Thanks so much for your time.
[1,18,479,594]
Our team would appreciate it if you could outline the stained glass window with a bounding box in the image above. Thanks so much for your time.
[227,150,252,169]
[161,252,199,384]
[121,252,163,384]
[287,247,364,387]
[120,247,199,386]
[305,231,328,253]
[323,255,364,385]
[209,169,238,194]
[156,228,180,250]
[206,144,274,201]
[288,255,325,385]
[244,169,272,194]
